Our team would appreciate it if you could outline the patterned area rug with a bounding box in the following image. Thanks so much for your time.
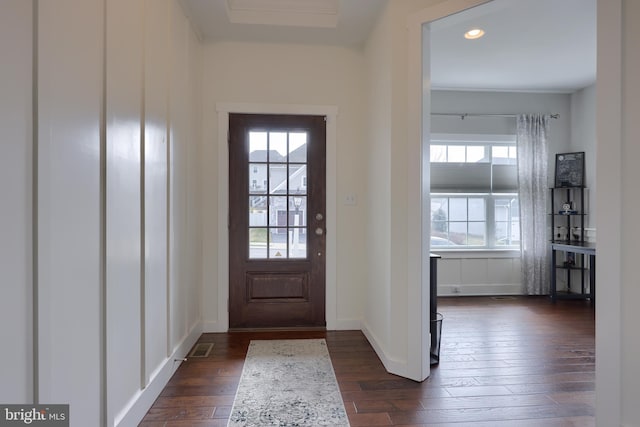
[228,339,350,427]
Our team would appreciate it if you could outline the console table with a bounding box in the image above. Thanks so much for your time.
[550,241,596,303]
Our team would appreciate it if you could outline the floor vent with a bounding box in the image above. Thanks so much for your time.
[491,296,517,301]
[188,343,214,358]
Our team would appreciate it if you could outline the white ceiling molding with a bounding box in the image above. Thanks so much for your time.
[225,0,339,28]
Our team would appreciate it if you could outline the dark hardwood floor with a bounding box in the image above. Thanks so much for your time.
[140,296,595,426]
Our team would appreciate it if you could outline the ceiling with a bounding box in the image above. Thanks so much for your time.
[179,0,387,47]
[430,0,596,92]
[179,0,597,93]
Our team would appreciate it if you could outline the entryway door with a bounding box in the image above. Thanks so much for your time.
[228,113,326,328]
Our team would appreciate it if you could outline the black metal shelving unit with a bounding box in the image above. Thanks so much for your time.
[549,187,594,301]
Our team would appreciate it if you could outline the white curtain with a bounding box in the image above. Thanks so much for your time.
[517,114,550,295]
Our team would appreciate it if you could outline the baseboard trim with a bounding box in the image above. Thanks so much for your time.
[438,284,523,296]
[228,326,327,332]
[360,321,409,379]
[333,318,361,330]
[114,320,203,427]
[202,319,225,333]
[203,318,362,333]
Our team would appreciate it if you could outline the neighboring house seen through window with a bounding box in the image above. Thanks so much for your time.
[430,134,520,249]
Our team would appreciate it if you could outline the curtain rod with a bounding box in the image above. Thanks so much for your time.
[431,113,559,120]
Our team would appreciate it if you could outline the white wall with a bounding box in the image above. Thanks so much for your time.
[597,1,640,425]
[0,1,203,425]
[200,41,368,331]
[436,253,521,295]
[596,2,619,426]
[104,1,203,425]
[37,2,104,424]
[570,84,596,228]
[619,2,640,424]
[363,0,455,381]
[143,0,171,388]
[0,0,33,404]
[105,1,144,422]
[595,0,639,425]
[169,0,203,356]
[363,0,393,374]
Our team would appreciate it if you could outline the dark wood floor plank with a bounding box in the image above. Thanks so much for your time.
[141,296,595,426]
[388,403,594,425]
[417,393,556,410]
[394,415,595,427]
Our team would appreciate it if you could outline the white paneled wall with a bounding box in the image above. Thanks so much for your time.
[169,0,189,350]
[436,253,522,295]
[0,0,203,425]
[110,0,202,424]
[105,0,144,423]
[0,0,33,404]
[105,0,203,425]
[143,0,170,385]
[37,2,104,425]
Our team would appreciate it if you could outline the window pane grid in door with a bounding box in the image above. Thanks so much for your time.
[248,130,308,260]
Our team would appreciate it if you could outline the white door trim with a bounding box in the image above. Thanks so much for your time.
[215,103,338,331]
[406,0,492,381]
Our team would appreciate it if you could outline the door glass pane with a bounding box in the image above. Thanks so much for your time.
[289,132,307,163]
[288,165,307,195]
[269,197,287,228]
[249,163,267,194]
[289,227,306,258]
[269,164,287,194]
[249,228,268,259]
[247,129,313,260]
[249,132,267,162]
[269,231,286,259]
[249,196,267,226]
[289,196,307,227]
[269,132,287,162]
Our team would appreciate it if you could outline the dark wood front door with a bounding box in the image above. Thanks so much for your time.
[229,114,326,328]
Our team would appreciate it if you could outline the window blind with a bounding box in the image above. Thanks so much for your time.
[431,163,517,193]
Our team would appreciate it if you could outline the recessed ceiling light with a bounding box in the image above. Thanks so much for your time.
[464,28,485,40]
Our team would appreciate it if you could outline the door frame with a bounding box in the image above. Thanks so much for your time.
[406,0,492,381]
[215,103,338,332]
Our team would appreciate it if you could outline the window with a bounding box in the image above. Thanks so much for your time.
[430,134,520,249]
[247,130,308,259]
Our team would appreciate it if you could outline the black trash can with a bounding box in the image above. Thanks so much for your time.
[430,312,443,365]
